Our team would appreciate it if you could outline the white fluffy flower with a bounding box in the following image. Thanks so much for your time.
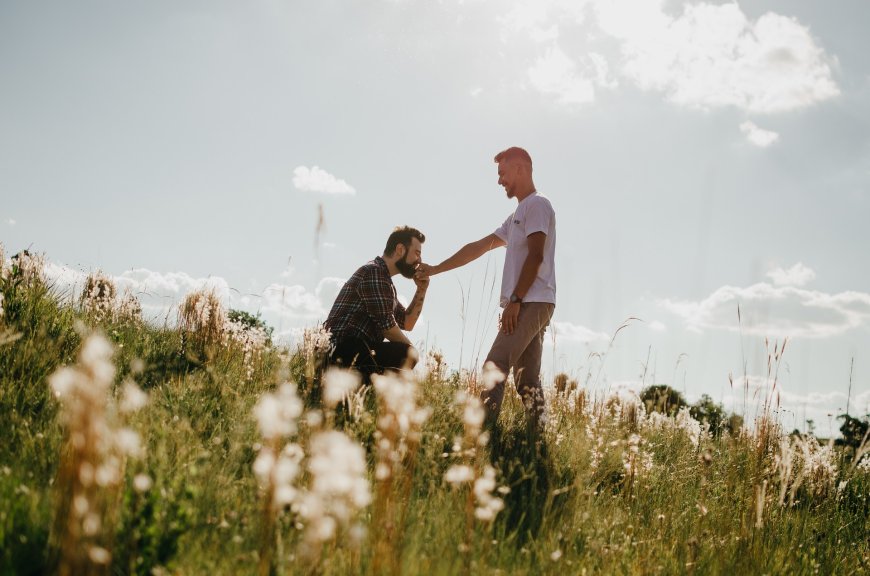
[323,368,361,409]
[254,383,303,440]
[300,431,371,543]
[444,465,474,485]
[119,380,148,413]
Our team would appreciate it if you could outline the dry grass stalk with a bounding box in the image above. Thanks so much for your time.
[178,289,226,358]
[370,371,431,575]
[48,334,148,576]
[445,369,507,571]
[252,383,304,576]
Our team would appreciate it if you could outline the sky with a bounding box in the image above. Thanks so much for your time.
[2,0,869,435]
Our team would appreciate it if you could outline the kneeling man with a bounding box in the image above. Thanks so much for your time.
[323,226,428,380]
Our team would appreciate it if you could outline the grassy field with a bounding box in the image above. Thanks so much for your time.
[1,251,868,575]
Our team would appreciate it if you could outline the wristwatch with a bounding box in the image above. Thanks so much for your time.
[509,293,523,304]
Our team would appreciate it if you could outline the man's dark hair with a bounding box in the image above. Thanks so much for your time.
[384,226,425,256]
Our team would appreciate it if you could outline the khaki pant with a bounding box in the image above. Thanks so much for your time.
[482,302,555,427]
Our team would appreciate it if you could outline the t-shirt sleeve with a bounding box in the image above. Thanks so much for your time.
[493,213,512,242]
[358,267,399,332]
[524,198,553,237]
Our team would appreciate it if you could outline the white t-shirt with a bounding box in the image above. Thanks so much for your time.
[493,192,556,307]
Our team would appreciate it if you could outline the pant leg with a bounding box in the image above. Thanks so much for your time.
[329,337,379,380]
[481,303,555,424]
[515,310,553,428]
[371,341,416,371]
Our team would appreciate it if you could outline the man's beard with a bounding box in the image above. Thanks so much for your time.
[396,257,417,279]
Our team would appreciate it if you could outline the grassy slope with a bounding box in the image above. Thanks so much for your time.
[0,275,867,576]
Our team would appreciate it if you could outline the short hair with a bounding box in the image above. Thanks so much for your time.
[384,226,425,256]
[494,146,533,169]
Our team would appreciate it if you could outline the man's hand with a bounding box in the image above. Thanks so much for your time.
[413,263,430,291]
[500,302,521,335]
[415,263,436,280]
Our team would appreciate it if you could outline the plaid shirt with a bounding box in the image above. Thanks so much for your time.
[323,256,406,347]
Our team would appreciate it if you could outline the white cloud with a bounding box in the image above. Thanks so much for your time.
[740,121,780,147]
[496,0,838,113]
[600,2,839,113]
[649,320,667,332]
[527,46,597,106]
[551,320,610,343]
[6,219,15,226]
[261,283,326,320]
[293,166,356,196]
[767,262,816,287]
[661,281,870,339]
[116,268,231,301]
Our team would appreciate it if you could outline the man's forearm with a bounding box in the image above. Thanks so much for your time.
[434,237,500,274]
[512,252,543,299]
[403,287,428,331]
[383,324,412,345]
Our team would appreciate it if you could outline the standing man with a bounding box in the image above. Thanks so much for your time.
[418,147,556,429]
[323,226,429,380]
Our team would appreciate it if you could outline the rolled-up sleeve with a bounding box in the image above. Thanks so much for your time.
[358,267,398,332]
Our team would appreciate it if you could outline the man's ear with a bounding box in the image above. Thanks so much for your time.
[396,243,406,259]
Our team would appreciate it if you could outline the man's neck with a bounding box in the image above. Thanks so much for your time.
[514,185,537,203]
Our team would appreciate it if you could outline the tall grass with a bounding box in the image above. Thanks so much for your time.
[1,249,868,575]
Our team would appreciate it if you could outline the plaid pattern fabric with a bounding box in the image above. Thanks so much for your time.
[323,256,406,347]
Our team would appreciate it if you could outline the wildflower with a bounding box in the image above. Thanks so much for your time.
[254,383,303,441]
[299,431,371,544]
[322,368,361,409]
[224,314,270,380]
[473,466,504,522]
[481,361,504,391]
[444,465,475,485]
[119,380,148,414]
[133,474,153,493]
[48,333,147,575]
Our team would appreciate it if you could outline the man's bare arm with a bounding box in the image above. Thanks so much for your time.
[403,286,428,331]
[424,233,506,276]
[383,324,413,346]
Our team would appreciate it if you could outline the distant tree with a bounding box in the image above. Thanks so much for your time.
[689,394,726,436]
[227,309,274,344]
[640,385,687,416]
[836,414,869,462]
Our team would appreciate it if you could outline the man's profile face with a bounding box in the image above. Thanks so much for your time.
[395,238,422,279]
[497,160,520,198]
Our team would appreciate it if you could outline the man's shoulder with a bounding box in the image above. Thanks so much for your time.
[522,193,555,216]
[351,258,389,281]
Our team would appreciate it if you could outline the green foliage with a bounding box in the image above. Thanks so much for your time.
[227,309,274,343]
[639,384,687,416]
[837,413,869,451]
[690,394,726,436]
